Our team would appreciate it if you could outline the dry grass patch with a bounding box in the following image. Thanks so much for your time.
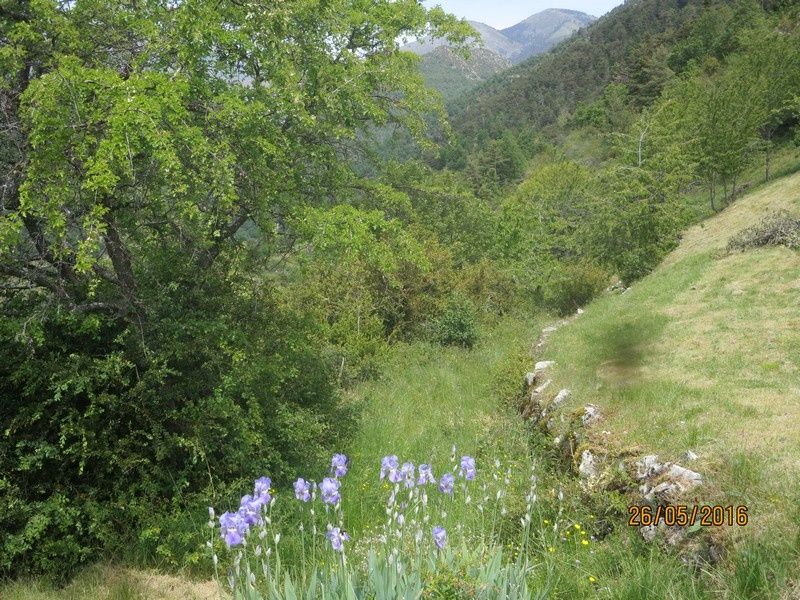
[0,565,221,600]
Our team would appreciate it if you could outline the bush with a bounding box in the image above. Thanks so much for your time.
[0,284,353,580]
[543,261,608,317]
[429,295,479,349]
[456,259,520,316]
[727,210,800,252]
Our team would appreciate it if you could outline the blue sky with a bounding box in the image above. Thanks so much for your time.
[423,1,624,29]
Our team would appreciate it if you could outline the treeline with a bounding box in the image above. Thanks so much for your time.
[435,0,800,311]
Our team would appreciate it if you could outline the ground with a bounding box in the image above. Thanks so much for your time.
[543,171,800,546]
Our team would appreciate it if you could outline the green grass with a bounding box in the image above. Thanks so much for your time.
[341,313,545,536]
[540,171,800,597]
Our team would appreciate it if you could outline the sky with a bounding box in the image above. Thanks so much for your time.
[422,0,625,29]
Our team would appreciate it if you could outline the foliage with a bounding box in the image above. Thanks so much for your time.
[429,294,478,349]
[0,0,471,579]
[543,260,608,317]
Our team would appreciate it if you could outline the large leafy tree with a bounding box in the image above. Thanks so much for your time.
[0,0,469,577]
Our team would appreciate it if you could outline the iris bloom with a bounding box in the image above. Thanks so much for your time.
[439,472,455,494]
[320,477,341,505]
[294,478,311,502]
[459,456,476,481]
[326,526,350,551]
[400,462,415,488]
[254,476,272,504]
[238,495,263,526]
[380,455,402,483]
[331,454,348,478]
[219,511,248,548]
[432,525,447,549]
[417,464,436,485]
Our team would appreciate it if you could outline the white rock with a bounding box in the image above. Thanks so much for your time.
[576,308,585,315]
[684,450,698,461]
[640,525,657,542]
[578,450,598,479]
[524,372,537,388]
[667,464,703,486]
[533,379,552,395]
[552,389,571,407]
[535,360,555,371]
[582,404,602,426]
[645,481,675,501]
[636,455,666,480]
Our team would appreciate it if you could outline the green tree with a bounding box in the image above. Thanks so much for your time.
[0,0,469,578]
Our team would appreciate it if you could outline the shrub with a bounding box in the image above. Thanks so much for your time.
[0,285,353,580]
[430,295,479,349]
[543,261,608,317]
[456,259,520,316]
[727,210,800,252]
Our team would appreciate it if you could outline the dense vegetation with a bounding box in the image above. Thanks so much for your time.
[1,0,799,594]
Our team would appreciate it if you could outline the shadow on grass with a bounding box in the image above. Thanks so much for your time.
[587,312,669,387]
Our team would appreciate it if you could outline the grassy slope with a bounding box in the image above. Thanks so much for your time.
[342,314,544,536]
[542,171,800,573]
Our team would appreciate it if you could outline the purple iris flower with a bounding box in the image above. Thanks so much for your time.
[326,527,350,552]
[331,454,348,478]
[417,464,436,485]
[320,477,341,505]
[294,478,311,502]
[219,511,248,548]
[432,526,447,550]
[254,476,272,504]
[459,456,476,481]
[439,472,455,495]
[400,462,415,488]
[381,455,402,483]
[238,494,263,526]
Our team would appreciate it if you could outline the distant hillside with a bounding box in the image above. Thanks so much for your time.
[449,0,709,148]
[405,10,596,64]
[406,8,595,101]
[404,20,520,60]
[419,47,511,103]
[501,8,596,63]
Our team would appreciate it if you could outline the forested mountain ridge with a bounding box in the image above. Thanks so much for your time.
[449,0,723,144]
[405,9,596,64]
[405,8,596,101]
[419,46,511,103]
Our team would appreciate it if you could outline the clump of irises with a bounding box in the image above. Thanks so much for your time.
[212,451,480,553]
[208,447,544,597]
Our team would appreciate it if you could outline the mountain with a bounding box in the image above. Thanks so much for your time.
[405,10,596,65]
[419,46,511,103]
[449,0,710,147]
[501,8,596,63]
[406,9,596,101]
[404,20,521,60]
